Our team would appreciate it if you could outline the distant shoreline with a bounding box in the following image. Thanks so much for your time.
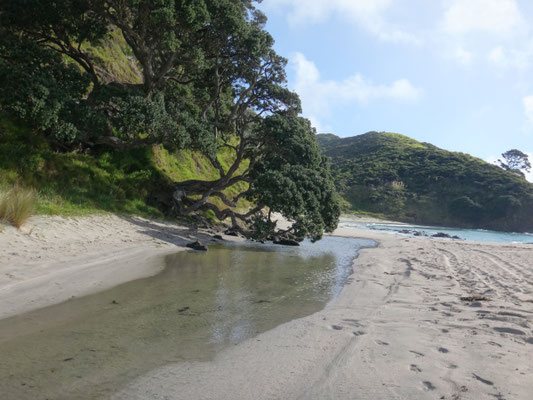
[340,216,533,243]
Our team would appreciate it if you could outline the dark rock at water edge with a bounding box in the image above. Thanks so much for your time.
[432,232,462,240]
[432,232,450,238]
[186,240,208,251]
[397,229,427,237]
[273,238,300,246]
[398,229,414,235]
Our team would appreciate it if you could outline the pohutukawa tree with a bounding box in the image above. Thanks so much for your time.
[0,0,340,241]
[498,149,531,179]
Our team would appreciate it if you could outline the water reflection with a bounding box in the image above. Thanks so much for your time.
[0,236,374,400]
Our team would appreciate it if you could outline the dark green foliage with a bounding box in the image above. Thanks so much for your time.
[249,215,277,241]
[0,0,108,81]
[84,85,208,150]
[498,149,531,178]
[486,195,521,220]
[248,116,340,241]
[0,0,340,240]
[449,196,482,222]
[0,0,234,147]
[318,132,533,232]
[0,35,91,142]
[87,0,212,94]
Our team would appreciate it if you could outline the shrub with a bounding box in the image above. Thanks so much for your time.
[449,196,482,222]
[0,35,90,142]
[0,186,36,228]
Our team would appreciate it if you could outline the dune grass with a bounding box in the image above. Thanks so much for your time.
[0,185,36,228]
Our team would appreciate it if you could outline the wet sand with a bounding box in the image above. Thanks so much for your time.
[1,215,533,399]
[112,222,533,400]
[0,237,373,400]
[0,215,222,319]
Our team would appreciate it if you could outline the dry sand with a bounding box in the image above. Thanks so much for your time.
[1,215,533,399]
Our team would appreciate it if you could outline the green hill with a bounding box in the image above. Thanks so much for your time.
[317,132,533,232]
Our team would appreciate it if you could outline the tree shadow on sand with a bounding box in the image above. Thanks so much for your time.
[118,216,223,248]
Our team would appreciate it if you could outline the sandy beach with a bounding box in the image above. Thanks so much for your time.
[0,215,221,319]
[1,215,532,399]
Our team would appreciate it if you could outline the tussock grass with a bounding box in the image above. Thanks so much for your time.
[0,186,36,228]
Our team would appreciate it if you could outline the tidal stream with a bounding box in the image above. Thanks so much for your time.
[0,236,374,400]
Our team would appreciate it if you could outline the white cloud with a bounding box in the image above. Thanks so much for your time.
[442,0,524,36]
[488,46,506,65]
[453,45,473,65]
[523,95,533,124]
[291,53,421,130]
[487,45,532,70]
[268,1,531,70]
[266,0,419,44]
[268,0,390,25]
[437,0,532,68]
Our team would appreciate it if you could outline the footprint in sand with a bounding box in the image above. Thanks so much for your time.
[410,364,422,373]
[472,373,494,386]
[494,327,525,335]
[342,318,362,327]
[409,350,425,357]
[497,311,526,318]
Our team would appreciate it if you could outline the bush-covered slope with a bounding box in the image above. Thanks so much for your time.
[0,117,249,220]
[318,132,533,232]
[0,2,339,240]
[0,21,250,224]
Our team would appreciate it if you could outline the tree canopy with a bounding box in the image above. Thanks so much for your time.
[0,0,340,241]
[498,149,531,178]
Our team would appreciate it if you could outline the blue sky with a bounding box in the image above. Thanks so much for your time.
[259,0,533,180]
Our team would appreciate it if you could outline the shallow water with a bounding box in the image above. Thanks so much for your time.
[0,236,373,400]
[342,221,533,243]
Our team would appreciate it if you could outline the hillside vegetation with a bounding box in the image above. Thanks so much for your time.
[318,132,533,232]
[0,1,339,240]
[0,26,248,220]
[0,117,250,221]
[0,22,248,223]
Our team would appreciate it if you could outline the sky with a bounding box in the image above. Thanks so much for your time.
[259,0,533,181]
